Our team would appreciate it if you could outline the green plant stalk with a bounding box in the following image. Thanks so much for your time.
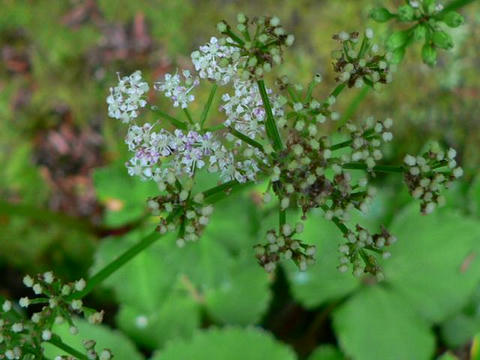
[183,108,194,125]
[338,86,370,128]
[48,337,88,360]
[257,79,283,152]
[200,83,217,129]
[203,123,226,132]
[151,107,187,130]
[279,207,286,232]
[439,0,476,14]
[70,180,250,299]
[342,162,404,173]
[330,130,375,151]
[229,127,264,151]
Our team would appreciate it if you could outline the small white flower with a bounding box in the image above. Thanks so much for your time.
[191,37,240,85]
[154,70,199,109]
[106,70,149,123]
[42,330,52,341]
[74,278,86,292]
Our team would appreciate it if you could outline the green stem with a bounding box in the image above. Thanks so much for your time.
[342,162,404,173]
[439,0,476,14]
[48,336,88,360]
[257,80,283,152]
[330,130,375,151]
[183,108,194,125]
[200,84,217,129]
[229,127,264,151]
[321,205,349,235]
[225,28,245,46]
[69,209,181,300]
[338,86,370,128]
[0,200,94,233]
[279,207,286,232]
[151,107,187,130]
[286,85,300,103]
[305,80,316,103]
[203,124,226,132]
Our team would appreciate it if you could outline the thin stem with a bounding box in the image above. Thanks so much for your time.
[257,80,283,152]
[279,207,286,232]
[151,107,187,130]
[304,80,316,103]
[69,209,181,300]
[48,337,88,360]
[338,86,370,128]
[229,127,264,151]
[330,130,375,151]
[342,162,404,173]
[200,83,217,129]
[224,28,245,46]
[320,205,349,235]
[286,85,300,103]
[438,0,476,14]
[183,108,194,125]
[203,124,226,132]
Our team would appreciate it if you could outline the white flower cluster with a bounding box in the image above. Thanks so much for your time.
[191,37,240,85]
[154,70,199,109]
[221,79,285,140]
[0,273,105,359]
[125,123,261,183]
[106,71,149,123]
[254,222,316,272]
[403,147,462,214]
[338,225,396,278]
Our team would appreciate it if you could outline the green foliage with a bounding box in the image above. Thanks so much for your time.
[308,345,345,360]
[93,162,158,227]
[43,319,143,360]
[151,327,296,360]
[91,194,272,348]
[333,286,435,360]
[384,204,480,322]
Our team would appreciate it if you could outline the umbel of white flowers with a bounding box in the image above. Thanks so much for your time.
[106,15,462,278]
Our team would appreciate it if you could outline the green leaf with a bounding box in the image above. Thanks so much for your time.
[437,352,459,360]
[116,294,200,349]
[398,5,415,22]
[308,345,345,360]
[441,312,480,347]
[386,30,410,50]
[441,11,465,28]
[204,262,271,325]
[93,162,158,227]
[285,210,360,309]
[91,195,272,348]
[333,286,435,360]
[384,204,480,322]
[468,175,480,216]
[369,7,395,22]
[43,318,144,360]
[390,47,406,64]
[432,31,454,49]
[151,327,297,360]
[422,43,438,66]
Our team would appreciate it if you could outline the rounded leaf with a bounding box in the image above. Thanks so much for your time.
[151,327,296,360]
[369,7,394,22]
[333,286,435,360]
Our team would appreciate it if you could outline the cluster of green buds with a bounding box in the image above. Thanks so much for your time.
[216,14,295,79]
[403,146,463,214]
[370,0,465,66]
[254,222,316,272]
[147,180,214,247]
[338,225,397,279]
[331,29,392,90]
[0,272,106,359]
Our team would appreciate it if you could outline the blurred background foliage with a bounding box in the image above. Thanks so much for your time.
[1,0,480,359]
